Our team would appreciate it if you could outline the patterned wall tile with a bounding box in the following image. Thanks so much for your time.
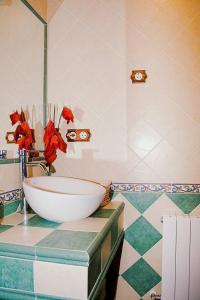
[125,216,162,256]
[122,192,163,213]
[113,184,200,298]
[122,258,161,297]
[167,193,200,213]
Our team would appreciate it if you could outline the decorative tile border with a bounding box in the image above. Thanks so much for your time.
[0,189,21,202]
[171,184,200,193]
[111,183,200,193]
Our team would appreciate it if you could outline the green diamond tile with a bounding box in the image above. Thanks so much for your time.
[91,209,115,218]
[0,225,13,233]
[125,216,162,255]
[167,193,200,214]
[36,230,97,250]
[122,192,162,213]
[122,258,161,296]
[19,215,61,228]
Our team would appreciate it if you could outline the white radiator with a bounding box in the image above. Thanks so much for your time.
[162,215,200,300]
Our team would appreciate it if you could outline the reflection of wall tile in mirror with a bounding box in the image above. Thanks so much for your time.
[0,164,20,192]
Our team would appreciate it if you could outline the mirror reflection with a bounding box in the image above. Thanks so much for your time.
[0,0,44,158]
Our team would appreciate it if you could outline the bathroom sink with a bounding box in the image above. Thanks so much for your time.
[23,176,106,222]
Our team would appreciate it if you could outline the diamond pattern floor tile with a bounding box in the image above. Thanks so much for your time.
[167,193,200,213]
[122,258,161,297]
[123,192,163,213]
[125,216,162,255]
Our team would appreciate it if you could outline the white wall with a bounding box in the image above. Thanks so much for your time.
[48,0,200,184]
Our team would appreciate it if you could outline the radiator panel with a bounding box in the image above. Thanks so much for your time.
[175,216,190,300]
[162,215,200,300]
[162,216,176,300]
[189,217,200,300]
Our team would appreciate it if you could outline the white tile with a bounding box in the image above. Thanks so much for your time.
[143,282,161,300]
[119,240,140,275]
[144,194,183,233]
[115,276,140,300]
[0,226,53,246]
[0,213,34,225]
[58,217,107,232]
[34,261,88,299]
[143,240,162,276]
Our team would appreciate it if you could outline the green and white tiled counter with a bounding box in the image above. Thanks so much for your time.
[0,201,124,300]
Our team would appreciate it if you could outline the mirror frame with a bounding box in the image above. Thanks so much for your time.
[0,0,47,164]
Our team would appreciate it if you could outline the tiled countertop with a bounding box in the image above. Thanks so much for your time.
[0,201,124,300]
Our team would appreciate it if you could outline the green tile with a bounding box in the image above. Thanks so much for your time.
[111,221,118,248]
[167,193,200,213]
[0,243,35,261]
[20,215,61,228]
[125,216,162,255]
[0,158,19,164]
[122,258,161,296]
[91,209,115,218]
[4,200,20,216]
[123,192,162,213]
[36,230,97,251]
[0,288,35,300]
[0,257,33,291]
[37,294,71,299]
[0,225,12,233]
[88,248,101,294]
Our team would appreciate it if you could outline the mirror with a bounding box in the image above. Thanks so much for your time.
[0,0,45,159]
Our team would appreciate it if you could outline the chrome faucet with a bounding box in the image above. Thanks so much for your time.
[19,149,50,218]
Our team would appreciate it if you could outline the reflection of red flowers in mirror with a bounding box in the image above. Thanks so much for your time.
[10,111,21,125]
[62,107,74,124]
[9,110,34,150]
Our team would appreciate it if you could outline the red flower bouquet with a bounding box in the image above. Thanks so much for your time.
[9,110,35,150]
[9,106,74,167]
[43,106,74,165]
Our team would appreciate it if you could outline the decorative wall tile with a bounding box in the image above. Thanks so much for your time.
[0,189,21,202]
[113,185,200,298]
[125,216,162,256]
[171,184,200,193]
[167,193,200,213]
[111,183,172,193]
[122,258,161,297]
[123,192,162,213]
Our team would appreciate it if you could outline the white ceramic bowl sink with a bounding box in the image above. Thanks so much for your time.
[23,176,106,222]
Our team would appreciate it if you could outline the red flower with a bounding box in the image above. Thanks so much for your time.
[14,121,34,150]
[10,111,21,125]
[10,110,26,125]
[62,107,74,124]
[43,120,67,165]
